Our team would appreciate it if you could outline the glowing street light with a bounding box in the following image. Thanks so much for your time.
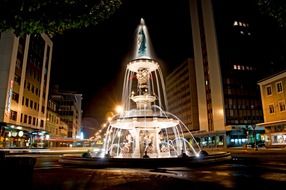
[115,105,123,114]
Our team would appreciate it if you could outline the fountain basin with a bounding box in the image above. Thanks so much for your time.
[59,151,232,168]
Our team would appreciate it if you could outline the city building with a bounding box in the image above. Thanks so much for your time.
[257,70,286,147]
[167,0,285,147]
[166,59,226,148]
[46,99,68,141]
[50,89,83,139]
[46,99,69,147]
[166,58,199,131]
[209,0,285,146]
[0,31,53,148]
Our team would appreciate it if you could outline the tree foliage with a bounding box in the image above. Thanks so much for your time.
[256,0,286,28]
[0,0,122,36]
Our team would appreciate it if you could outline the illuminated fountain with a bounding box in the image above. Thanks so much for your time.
[59,19,231,168]
[102,18,201,159]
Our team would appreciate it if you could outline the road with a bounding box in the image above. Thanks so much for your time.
[4,148,286,190]
[29,154,286,190]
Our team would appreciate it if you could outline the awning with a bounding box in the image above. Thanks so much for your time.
[257,120,286,127]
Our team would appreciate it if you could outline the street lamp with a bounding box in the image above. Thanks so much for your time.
[115,105,123,114]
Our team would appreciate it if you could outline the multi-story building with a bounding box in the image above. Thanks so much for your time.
[0,31,53,148]
[167,0,284,147]
[211,1,285,147]
[46,99,59,137]
[46,99,69,147]
[166,58,199,131]
[257,70,286,147]
[46,99,67,138]
[50,90,82,139]
[166,59,226,148]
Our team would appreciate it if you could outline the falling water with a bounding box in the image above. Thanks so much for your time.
[102,18,201,158]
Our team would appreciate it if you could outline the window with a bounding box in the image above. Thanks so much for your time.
[14,74,21,85]
[278,101,286,112]
[28,116,32,124]
[233,65,237,70]
[24,115,27,123]
[27,82,30,90]
[10,110,17,121]
[276,81,283,93]
[12,92,19,103]
[30,100,33,108]
[266,85,272,96]
[269,104,275,114]
[25,98,29,106]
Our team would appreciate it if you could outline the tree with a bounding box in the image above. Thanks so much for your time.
[0,0,122,36]
[256,0,286,28]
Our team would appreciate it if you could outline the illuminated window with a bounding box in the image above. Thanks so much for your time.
[12,92,19,103]
[276,81,283,93]
[233,65,237,70]
[10,110,17,121]
[278,101,286,112]
[266,85,272,96]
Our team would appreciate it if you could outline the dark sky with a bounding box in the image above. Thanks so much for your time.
[50,0,286,125]
[51,0,193,122]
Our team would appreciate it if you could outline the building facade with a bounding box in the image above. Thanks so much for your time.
[0,31,53,148]
[166,58,226,148]
[50,91,82,139]
[180,0,285,147]
[46,99,68,139]
[258,71,286,147]
[166,58,199,132]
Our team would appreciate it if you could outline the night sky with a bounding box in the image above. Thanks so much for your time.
[50,0,286,126]
[51,0,192,123]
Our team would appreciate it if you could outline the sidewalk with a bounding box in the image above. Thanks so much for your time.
[0,147,91,155]
[204,147,286,161]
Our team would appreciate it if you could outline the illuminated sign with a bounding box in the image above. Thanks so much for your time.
[18,131,24,137]
[6,80,14,114]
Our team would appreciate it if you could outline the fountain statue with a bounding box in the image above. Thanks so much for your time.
[102,18,201,159]
[59,18,232,168]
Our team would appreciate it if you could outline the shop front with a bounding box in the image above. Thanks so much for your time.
[0,122,30,148]
[257,120,286,148]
